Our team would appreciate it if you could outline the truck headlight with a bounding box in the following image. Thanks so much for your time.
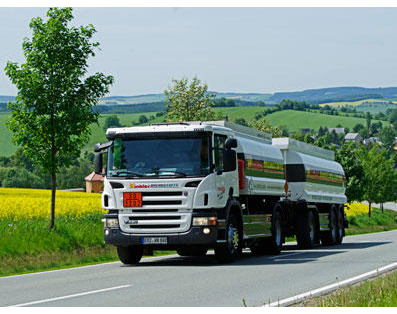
[102,218,119,228]
[193,217,217,226]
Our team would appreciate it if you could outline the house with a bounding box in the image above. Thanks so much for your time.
[84,171,104,193]
[363,137,379,145]
[344,133,362,144]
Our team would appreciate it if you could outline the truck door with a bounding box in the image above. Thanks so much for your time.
[213,133,236,208]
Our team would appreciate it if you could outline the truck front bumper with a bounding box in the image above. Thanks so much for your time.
[104,226,218,248]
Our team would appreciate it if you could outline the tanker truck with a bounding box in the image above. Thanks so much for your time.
[94,121,348,264]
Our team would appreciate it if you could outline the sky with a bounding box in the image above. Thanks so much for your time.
[1,7,397,96]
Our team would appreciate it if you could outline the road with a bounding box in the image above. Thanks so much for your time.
[1,230,397,307]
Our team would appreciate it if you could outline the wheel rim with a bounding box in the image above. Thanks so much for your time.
[275,217,282,246]
[331,211,337,240]
[309,214,315,242]
[228,224,239,252]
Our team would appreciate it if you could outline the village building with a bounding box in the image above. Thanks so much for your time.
[84,172,104,193]
[344,132,362,144]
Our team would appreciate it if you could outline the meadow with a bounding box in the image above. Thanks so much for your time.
[0,106,392,157]
[264,110,388,133]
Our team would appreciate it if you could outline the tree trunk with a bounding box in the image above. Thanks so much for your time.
[50,172,56,229]
[381,203,384,213]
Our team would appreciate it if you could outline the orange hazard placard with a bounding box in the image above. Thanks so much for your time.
[123,192,142,207]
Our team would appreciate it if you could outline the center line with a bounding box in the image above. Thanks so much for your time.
[8,284,131,307]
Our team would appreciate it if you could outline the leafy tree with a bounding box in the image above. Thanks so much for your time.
[165,77,216,122]
[304,134,314,144]
[357,146,395,217]
[138,114,149,124]
[235,118,248,127]
[290,133,305,141]
[249,117,283,137]
[380,126,396,155]
[335,142,365,203]
[388,108,397,131]
[5,7,113,229]
[318,126,325,137]
[353,123,365,133]
[103,115,121,131]
[365,112,372,133]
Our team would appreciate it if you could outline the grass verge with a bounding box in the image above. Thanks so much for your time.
[295,269,397,306]
[346,208,397,236]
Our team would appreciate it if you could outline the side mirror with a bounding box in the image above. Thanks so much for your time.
[223,149,237,172]
[225,138,237,150]
[94,153,103,175]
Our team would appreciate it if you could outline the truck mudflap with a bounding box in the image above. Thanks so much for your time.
[104,226,218,248]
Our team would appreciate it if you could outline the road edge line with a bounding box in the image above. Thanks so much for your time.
[263,262,397,307]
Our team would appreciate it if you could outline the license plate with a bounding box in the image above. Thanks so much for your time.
[123,192,142,207]
[142,237,168,245]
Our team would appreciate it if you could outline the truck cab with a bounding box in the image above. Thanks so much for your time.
[96,122,240,263]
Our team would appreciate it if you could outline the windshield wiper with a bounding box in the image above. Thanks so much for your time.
[159,171,187,177]
[110,170,144,177]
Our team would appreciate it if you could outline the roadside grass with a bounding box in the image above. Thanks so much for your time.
[295,269,397,306]
[345,208,397,236]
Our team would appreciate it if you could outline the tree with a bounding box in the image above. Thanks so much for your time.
[365,112,372,134]
[249,117,284,137]
[388,108,397,131]
[165,77,216,121]
[379,126,396,156]
[235,118,248,127]
[5,7,113,229]
[103,115,121,131]
[357,146,395,217]
[335,142,365,203]
[138,114,149,124]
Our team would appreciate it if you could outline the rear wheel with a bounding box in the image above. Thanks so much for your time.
[296,209,317,249]
[320,207,338,246]
[335,207,344,245]
[117,245,143,265]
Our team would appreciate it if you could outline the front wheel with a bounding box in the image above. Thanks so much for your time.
[117,245,144,265]
[215,213,242,263]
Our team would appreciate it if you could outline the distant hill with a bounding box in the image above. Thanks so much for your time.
[2,86,397,111]
[269,87,397,104]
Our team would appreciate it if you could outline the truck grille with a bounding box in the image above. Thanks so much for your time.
[119,211,191,234]
[118,189,191,234]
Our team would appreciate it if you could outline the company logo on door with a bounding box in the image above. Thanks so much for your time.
[129,183,179,189]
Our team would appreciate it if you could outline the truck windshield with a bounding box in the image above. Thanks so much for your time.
[107,135,210,178]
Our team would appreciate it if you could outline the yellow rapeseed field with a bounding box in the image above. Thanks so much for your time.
[0,188,103,219]
[344,203,369,217]
[0,188,370,220]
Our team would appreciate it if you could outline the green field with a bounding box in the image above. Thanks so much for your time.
[0,106,389,156]
[1,107,266,157]
[264,110,388,133]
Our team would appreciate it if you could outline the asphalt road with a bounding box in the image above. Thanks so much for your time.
[1,230,397,307]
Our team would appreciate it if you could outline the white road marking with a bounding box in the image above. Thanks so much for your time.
[8,285,132,307]
[264,262,397,307]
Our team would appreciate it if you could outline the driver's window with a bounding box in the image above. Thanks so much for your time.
[214,134,227,171]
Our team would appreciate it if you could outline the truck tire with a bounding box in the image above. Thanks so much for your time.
[250,207,283,255]
[215,212,242,263]
[335,207,344,245]
[296,209,316,249]
[320,207,337,246]
[117,245,143,265]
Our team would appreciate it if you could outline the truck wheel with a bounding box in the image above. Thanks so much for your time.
[117,245,143,265]
[296,209,316,249]
[215,213,242,263]
[320,207,337,246]
[335,208,344,245]
[250,209,283,255]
